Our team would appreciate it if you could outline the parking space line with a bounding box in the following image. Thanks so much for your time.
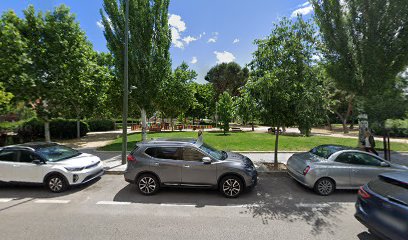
[34,199,71,204]
[0,198,15,203]
[96,201,131,205]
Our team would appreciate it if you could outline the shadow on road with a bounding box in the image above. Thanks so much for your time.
[0,177,101,200]
[114,175,359,235]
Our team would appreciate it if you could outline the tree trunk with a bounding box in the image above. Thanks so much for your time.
[76,117,80,139]
[170,117,174,131]
[44,119,51,142]
[274,126,279,170]
[141,108,147,141]
[326,116,332,131]
[282,126,286,133]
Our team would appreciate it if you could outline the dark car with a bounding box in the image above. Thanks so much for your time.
[355,172,408,240]
[124,138,258,198]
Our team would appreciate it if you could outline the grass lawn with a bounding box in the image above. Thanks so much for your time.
[99,131,408,152]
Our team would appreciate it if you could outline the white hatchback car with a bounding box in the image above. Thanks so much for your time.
[0,142,104,192]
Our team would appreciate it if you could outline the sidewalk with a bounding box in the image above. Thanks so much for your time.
[99,151,408,175]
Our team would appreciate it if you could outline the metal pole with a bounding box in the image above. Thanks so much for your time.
[121,0,129,165]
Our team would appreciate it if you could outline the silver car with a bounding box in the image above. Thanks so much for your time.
[287,145,408,196]
[124,138,258,198]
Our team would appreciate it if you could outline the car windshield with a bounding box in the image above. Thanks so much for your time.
[36,145,81,162]
[310,145,346,159]
[199,143,225,160]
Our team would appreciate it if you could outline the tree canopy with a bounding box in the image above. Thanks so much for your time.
[205,62,249,98]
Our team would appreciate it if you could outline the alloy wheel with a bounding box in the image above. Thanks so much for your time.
[317,179,333,195]
[222,179,241,197]
[138,177,156,194]
[49,177,63,192]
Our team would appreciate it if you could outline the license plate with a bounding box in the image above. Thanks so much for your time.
[374,211,407,232]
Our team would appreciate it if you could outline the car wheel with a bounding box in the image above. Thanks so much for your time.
[137,174,159,195]
[46,175,68,193]
[314,178,335,196]
[220,175,243,198]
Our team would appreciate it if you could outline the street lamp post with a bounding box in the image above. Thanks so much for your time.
[122,0,129,165]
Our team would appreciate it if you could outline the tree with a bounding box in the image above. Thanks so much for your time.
[312,0,408,129]
[157,62,196,130]
[248,17,323,169]
[186,83,216,123]
[0,5,97,141]
[101,0,171,141]
[217,92,234,135]
[0,83,13,115]
[205,62,249,98]
[235,87,257,131]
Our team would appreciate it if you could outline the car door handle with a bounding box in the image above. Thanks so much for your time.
[13,165,20,167]
[183,165,190,168]
[352,169,358,172]
[153,162,160,166]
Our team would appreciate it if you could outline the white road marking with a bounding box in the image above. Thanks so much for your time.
[96,201,131,205]
[34,199,71,204]
[0,198,15,203]
[296,202,353,208]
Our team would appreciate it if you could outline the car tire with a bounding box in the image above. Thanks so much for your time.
[136,174,160,195]
[46,174,68,193]
[220,175,243,198]
[314,178,335,196]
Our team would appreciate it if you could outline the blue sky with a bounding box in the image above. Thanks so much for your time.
[0,0,314,83]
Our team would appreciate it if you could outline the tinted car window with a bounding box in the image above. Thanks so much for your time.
[0,150,16,162]
[182,148,205,161]
[18,151,38,163]
[37,145,80,162]
[145,147,180,160]
[335,153,354,164]
[350,152,383,166]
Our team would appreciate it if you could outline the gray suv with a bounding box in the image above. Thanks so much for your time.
[124,138,258,198]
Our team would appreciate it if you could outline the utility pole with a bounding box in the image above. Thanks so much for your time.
[121,0,129,165]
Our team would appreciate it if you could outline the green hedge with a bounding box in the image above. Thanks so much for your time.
[87,119,115,132]
[371,119,408,137]
[0,121,24,133]
[17,118,89,141]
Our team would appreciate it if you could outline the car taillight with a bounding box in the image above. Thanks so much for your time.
[358,186,371,199]
[303,166,310,175]
[127,155,136,161]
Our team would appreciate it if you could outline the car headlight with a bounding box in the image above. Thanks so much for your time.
[64,167,84,172]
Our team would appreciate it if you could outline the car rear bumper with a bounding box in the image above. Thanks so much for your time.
[355,198,405,240]
[287,166,314,188]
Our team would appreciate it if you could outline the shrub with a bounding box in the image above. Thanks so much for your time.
[87,119,115,132]
[371,119,408,137]
[17,118,89,141]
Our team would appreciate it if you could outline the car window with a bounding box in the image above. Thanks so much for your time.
[311,145,347,159]
[182,147,205,161]
[145,147,180,160]
[18,151,38,163]
[0,150,16,162]
[37,145,80,162]
[350,152,383,167]
[335,153,354,164]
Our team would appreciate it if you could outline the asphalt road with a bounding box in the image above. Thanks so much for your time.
[0,175,380,240]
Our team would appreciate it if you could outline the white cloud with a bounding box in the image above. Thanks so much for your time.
[191,56,198,64]
[169,14,186,32]
[291,2,313,18]
[214,51,236,64]
[233,38,240,44]
[96,20,104,29]
[183,36,197,44]
[207,32,219,43]
[96,17,112,30]
[169,14,187,48]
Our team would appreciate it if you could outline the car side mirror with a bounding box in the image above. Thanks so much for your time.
[380,162,390,167]
[32,159,43,165]
[202,157,212,164]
